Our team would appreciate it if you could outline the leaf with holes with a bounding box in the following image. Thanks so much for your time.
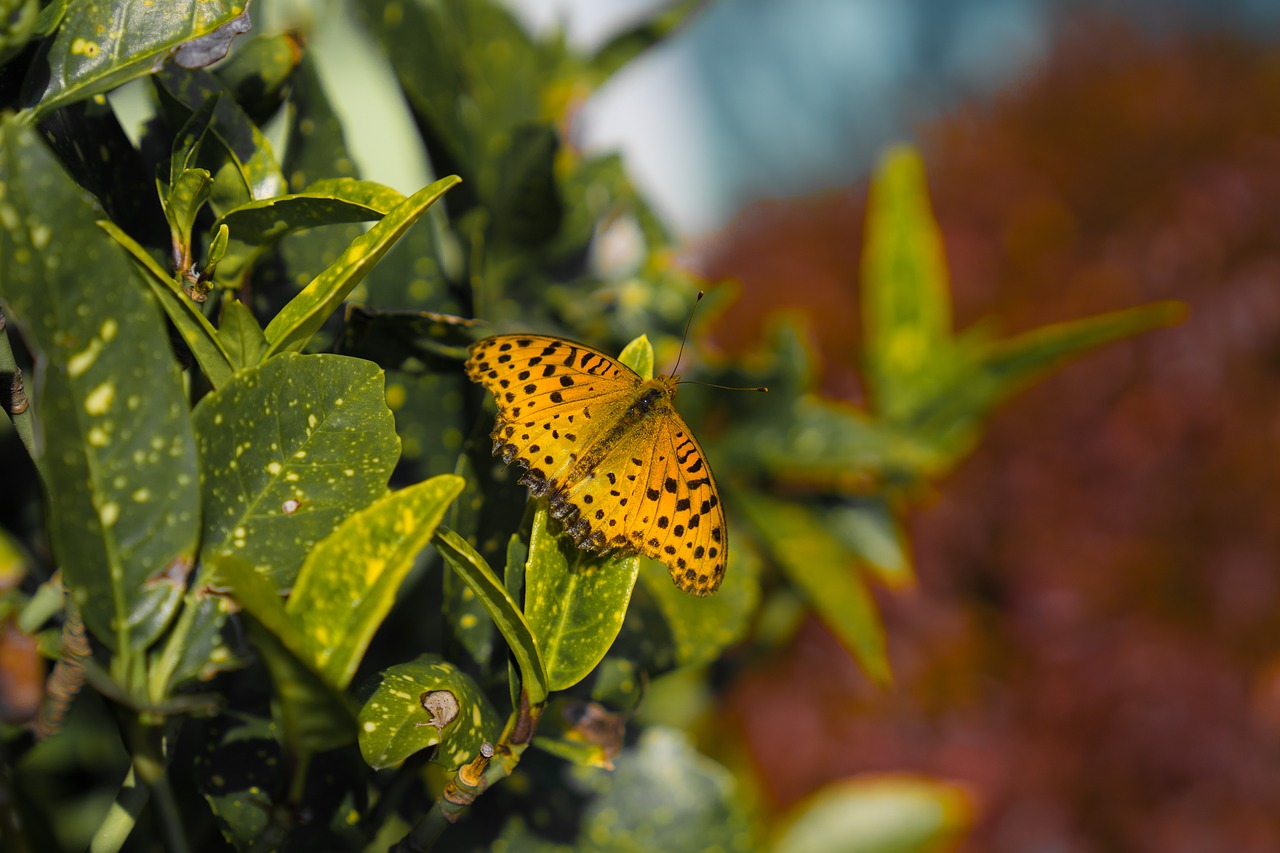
[358,654,500,771]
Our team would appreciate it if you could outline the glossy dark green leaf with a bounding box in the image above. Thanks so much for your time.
[213,32,302,123]
[193,353,400,588]
[739,492,892,687]
[154,65,286,211]
[432,526,548,705]
[193,712,278,851]
[171,5,251,69]
[217,298,266,371]
[286,474,465,689]
[525,506,640,692]
[0,117,199,651]
[98,219,235,388]
[22,1,250,121]
[772,776,974,853]
[357,654,500,771]
[212,179,404,246]
[261,176,460,359]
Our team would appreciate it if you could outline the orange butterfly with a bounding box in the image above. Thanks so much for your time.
[465,334,726,596]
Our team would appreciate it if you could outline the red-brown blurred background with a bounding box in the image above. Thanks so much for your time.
[700,22,1280,852]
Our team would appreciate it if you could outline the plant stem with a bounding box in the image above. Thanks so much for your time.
[89,766,148,853]
[0,308,42,481]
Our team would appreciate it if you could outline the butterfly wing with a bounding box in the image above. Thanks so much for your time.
[561,392,727,596]
[466,334,640,494]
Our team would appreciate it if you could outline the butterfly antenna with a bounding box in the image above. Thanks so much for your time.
[671,291,704,378]
[685,380,769,393]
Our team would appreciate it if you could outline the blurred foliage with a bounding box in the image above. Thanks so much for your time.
[0,3,1178,852]
[705,21,1278,853]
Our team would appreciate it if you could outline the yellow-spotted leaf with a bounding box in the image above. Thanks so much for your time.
[193,352,400,589]
[358,654,500,771]
[287,475,465,689]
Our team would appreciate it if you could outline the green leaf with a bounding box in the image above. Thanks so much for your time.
[635,537,761,670]
[0,117,199,651]
[213,32,303,124]
[193,353,401,588]
[558,727,754,852]
[825,499,913,589]
[490,123,562,247]
[525,505,640,692]
[589,0,703,83]
[286,474,465,689]
[154,65,286,210]
[357,654,500,771]
[164,167,213,260]
[771,776,974,853]
[261,176,460,359]
[193,712,278,850]
[907,301,1186,469]
[739,492,891,686]
[861,144,953,422]
[21,1,250,121]
[617,333,654,379]
[217,298,266,370]
[98,219,235,389]
[211,554,356,753]
[212,179,406,246]
[431,527,548,705]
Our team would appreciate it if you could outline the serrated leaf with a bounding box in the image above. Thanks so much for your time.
[261,176,460,359]
[98,218,235,388]
[0,117,199,651]
[212,179,405,246]
[193,353,400,588]
[772,776,974,853]
[432,527,548,705]
[739,492,891,687]
[358,654,500,771]
[22,1,250,121]
[525,506,640,692]
[286,475,465,689]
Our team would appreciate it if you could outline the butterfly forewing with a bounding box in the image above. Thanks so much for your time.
[467,335,640,487]
[466,333,727,596]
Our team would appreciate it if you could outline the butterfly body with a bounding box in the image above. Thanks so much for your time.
[466,334,726,596]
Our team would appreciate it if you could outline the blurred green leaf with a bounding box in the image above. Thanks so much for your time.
[525,505,640,692]
[0,117,199,652]
[432,526,549,705]
[357,654,500,771]
[771,776,974,853]
[739,492,891,686]
[490,122,562,248]
[193,712,278,850]
[564,727,754,852]
[192,353,400,589]
[21,0,249,120]
[213,32,303,124]
[261,176,460,359]
[826,499,913,589]
[287,474,465,689]
[636,539,760,669]
[589,0,704,84]
[861,145,953,423]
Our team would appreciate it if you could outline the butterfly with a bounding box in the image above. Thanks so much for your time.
[465,334,726,596]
